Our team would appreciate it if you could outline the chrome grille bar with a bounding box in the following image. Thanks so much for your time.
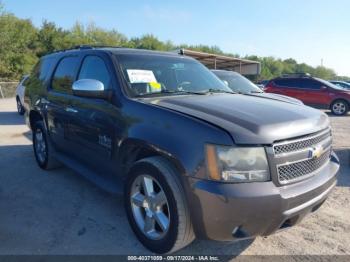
[273,128,331,156]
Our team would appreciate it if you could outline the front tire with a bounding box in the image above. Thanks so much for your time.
[33,121,61,170]
[124,157,194,254]
[331,100,349,116]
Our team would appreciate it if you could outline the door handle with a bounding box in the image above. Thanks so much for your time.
[65,107,78,113]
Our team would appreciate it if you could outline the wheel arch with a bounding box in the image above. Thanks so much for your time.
[118,138,186,181]
[29,110,44,130]
[330,98,350,109]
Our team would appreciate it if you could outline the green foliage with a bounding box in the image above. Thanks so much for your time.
[0,12,38,80]
[0,3,345,81]
[129,34,169,50]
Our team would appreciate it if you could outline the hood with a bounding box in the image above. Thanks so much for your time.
[250,92,303,105]
[145,94,329,144]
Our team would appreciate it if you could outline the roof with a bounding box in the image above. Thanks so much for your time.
[45,45,181,58]
[177,49,261,75]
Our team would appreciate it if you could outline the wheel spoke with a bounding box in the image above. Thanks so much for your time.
[154,211,170,232]
[154,190,167,207]
[144,214,155,233]
[131,192,145,207]
[130,174,171,240]
[142,176,154,197]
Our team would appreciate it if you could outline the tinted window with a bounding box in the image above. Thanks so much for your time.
[298,79,322,90]
[52,56,79,93]
[31,57,55,82]
[273,79,298,88]
[78,56,111,89]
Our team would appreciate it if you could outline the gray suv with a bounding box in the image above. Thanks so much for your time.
[24,46,339,253]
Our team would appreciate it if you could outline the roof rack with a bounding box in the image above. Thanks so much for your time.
[281,73,311,78]
[51,45,121,54]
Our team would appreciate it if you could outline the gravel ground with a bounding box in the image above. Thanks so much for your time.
[0,98,349,258]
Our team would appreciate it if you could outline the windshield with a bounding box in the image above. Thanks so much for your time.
[116,54,232,97]
[212,71,263,94]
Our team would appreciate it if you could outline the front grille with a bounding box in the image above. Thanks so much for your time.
[273,129,331,155]
[277,148,331,184]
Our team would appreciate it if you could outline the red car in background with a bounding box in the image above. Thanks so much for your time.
[265,74,350,115]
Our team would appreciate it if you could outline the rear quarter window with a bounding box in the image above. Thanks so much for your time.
[32,57,55,82]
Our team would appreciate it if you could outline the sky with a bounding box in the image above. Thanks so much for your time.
[3,0,350,76]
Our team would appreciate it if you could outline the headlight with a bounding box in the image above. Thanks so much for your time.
[205,144,270,183]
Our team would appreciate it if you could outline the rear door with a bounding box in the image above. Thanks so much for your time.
[46,55,81,153]
[65,53,121,177]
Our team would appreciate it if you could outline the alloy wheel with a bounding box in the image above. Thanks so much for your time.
[130,175,170,240]
[333,102,346,115]
[34,129,47,164]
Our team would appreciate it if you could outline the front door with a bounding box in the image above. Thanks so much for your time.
[65,54,122,178]
[297,79,330,107]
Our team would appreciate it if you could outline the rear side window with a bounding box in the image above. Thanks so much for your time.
[78,56,111,89]
[273,79,298,88]
[31,57,55,82]
[52,56,80,93]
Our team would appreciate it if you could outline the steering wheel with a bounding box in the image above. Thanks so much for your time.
[177,81,191,91]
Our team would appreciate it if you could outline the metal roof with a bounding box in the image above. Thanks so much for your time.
[177,49,261,75]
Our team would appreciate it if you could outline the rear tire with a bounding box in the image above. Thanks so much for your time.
[33,121,61,170]
[124,156,195,254]
[331,100,349,116]
[16,97,25,115]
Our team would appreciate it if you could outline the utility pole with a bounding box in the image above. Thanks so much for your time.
[321,58,324,67]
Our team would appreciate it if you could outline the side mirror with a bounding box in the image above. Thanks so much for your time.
[72,79,110,99]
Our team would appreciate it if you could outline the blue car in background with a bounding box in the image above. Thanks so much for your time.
[330,80,350,90]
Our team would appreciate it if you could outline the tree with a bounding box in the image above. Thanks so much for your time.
[130,34,169,50]
[0,12,38,79]
[313,66,336,80]
[37,20,70,56]
[0,1,347,81]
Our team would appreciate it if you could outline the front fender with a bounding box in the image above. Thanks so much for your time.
[119,100,234,178]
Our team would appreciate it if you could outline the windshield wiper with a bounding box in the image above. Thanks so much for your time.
[205,89,236,94]
[249,90,263,94]
[138,89,207,97]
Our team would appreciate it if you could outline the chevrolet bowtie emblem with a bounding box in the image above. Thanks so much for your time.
[308,145,324,159]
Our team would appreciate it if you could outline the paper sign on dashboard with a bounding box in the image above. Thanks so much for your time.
[127,70,157,84]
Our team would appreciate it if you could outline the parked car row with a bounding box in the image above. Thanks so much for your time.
[17,61,349,117]
[22,46,340,254]
[264,74,350,116]
[212,70,303,104]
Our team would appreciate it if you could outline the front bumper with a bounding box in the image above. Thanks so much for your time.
[187,152,339,241]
